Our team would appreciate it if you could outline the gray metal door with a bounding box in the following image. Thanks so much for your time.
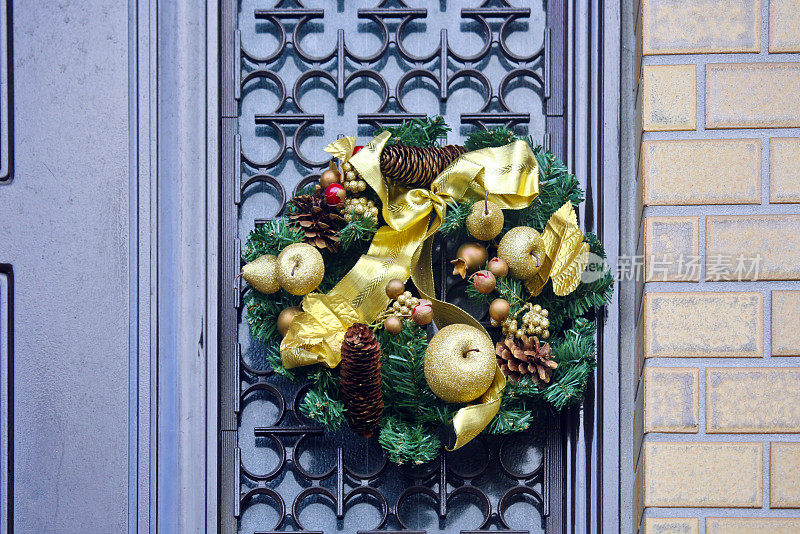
[219,1,573,533]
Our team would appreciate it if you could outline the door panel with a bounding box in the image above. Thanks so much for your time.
[220,2,568,532]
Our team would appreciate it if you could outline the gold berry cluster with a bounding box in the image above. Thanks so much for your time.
[392,291,419,316]
[500,303,550,340]
[341,161,368,193]
[344,196,378,222]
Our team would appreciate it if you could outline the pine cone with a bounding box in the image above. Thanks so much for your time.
[380,144,467,189]
[288,191,346,253]
[340,323,383,438]
[495,335,558,384]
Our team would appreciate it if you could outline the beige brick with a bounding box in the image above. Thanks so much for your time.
[642,0,760,54]
[707,368,800,433]
[771,442,800,508]
[770,0,800,53]
[706,63,800,128]
[645,292,763,358]
[707,518,800,533]
[707,215,800,281]
[643,139,761,206]
[643,442,762,507]
[772,291,800,356]
[644,367,699,433]
[643,518,699,534]
[770,138,800,204]
[641,65,696,131]
[644,216,700,281]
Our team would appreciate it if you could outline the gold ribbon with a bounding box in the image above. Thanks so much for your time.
[525,201,590,296]
[280,131,540,448]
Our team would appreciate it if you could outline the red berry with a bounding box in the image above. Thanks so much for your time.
[472,270,497,294]
[352,145,364,155]
[412,299,433,326]
[324,183,346,206]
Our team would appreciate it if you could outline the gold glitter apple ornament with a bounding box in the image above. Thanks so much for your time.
[277,242,325,295]
[424,324,497,403]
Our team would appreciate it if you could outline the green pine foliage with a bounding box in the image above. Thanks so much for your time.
[242,218,304,262]
[377,116,451,147]
[299,365,346,430]
[244,289,302,345]
[378,417,442,465]
[377,321,451,424]
[299,388,346,430]
[465,126,519,151]
[439,200,475,237]
[339,210,378,250]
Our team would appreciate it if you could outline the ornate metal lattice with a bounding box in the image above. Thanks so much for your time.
[220,2,568,533]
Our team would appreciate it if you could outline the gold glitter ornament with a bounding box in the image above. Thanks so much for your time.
[424,324,496,403]
[241,254,280,294]
[466,197,504,241]
[497,226,545,280]
[277,242,325,295]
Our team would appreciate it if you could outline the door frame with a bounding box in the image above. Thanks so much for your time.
[127,0,622,531]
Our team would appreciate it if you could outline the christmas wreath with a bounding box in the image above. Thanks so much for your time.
[240,117,613,466]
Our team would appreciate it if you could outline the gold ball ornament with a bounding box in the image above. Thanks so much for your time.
[424,324,496,403]
[241,254,280,294]
[466,199,504,241]
[451,242,489,278]
[277,306,302,337]
[384,315,403,335]
[277,242,325,295]
[385,279,405,300]
[319,162,341,189]
[497,226,545,280]
[489,298,511,323]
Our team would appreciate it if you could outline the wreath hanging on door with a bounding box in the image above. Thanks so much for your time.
[240,117,613,466]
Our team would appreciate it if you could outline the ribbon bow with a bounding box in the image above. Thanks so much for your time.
[280,131,540,448]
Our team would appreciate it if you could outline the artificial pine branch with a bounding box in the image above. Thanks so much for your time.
[244,289,302,344]
[486,396,534,434]
[243,219,304,262]
[439,200,474,236]
[266,346,301,381]
[465,126,519,151]
[340,210,378,250]
[378,321,446,424]
[377,116,451,147]
[300,388,346,430]
[378,417,441,465]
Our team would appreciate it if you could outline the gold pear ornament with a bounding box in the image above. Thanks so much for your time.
[424,324,496,403]
[466,195,504,241]
[277,242,325,295]
[497,226,545,280]
[240,254,280,294]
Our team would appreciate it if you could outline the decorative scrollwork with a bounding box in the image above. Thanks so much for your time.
[231,2,552,532]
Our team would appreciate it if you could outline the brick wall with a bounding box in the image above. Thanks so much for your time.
[633,1,800,532]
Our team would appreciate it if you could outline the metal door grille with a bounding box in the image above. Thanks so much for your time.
[220,1,569,532]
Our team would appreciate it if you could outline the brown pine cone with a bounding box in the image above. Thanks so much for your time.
[340,323,383,438]
[380,144,467,189]
[496,335,558,384]
[288,191,345,253]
